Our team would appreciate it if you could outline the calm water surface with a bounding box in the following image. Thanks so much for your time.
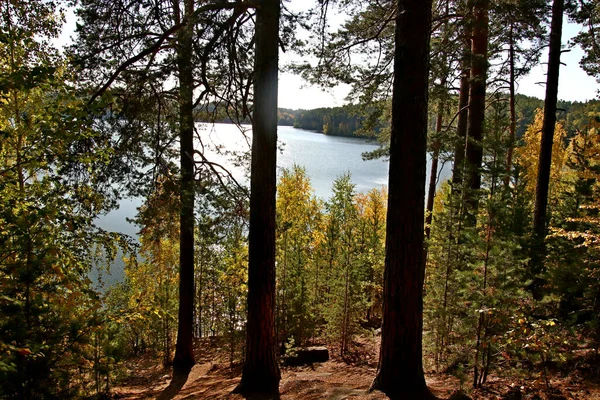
[94,123,449,284]
[98,123,451,236]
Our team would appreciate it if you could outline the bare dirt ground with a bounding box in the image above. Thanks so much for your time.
[112,338,600,400]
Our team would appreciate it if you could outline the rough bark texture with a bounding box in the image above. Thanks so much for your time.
[235,0,281,396]
[530,0,564,299]
[465,0,489,214]
[173,0,196,374]
[370,0,436,398]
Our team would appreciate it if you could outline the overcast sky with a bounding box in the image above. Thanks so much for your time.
[57,7,598,110]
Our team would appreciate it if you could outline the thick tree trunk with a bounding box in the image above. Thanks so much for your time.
[235,0,281,396]
[370,0,436,398]
[173,0,196,374]
[465,0,489,215]
[530,0,564,299]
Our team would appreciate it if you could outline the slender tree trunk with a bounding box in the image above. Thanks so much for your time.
[505,25,517,187]
[473,223,492,388]
[281,230,288,352]
[452,46,471,190]
[7,6,24,194]
[235,0,281,395]
[312,252,319,344]
[425,97,445,241]
[481,336,492,384]
[370,0,436,398]
[425,0,449,243]
[173,0,196,373]
[530,0,564,300]
[474,152,498,387]
[465,0,489,217]
[164,265,173,366]
[342,250,351,357]
[443,42,471,364]
[197,259,204,338]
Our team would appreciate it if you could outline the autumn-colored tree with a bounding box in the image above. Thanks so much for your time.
[276,166,323,350]
[125,178,180,366]
[546,123,600,348]
[354,188,387,326]
[515,109,568,217]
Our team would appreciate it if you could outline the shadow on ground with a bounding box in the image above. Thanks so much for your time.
[157,368,191,400]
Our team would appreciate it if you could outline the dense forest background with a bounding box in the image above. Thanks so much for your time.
[5,0,600,399]
[276,95,600,140]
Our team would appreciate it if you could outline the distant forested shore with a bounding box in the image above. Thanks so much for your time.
[277,106,374,137]
[197,94,600,140]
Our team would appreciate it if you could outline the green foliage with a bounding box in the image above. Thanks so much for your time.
[276,165,323,349]
[322,174,362,355]
[8,0,600,395]
[543,123,600,346]
[354,188,387,327]
[195,179,249,362]
[425,97,535,384]
[122,189,179,365]
[277,106,370,137]
[503,312,571,385]
[104,175,250,366]
[274,168,386,356]
[422,81,600,389]
[571,0,600,79]
[0,1,127,397]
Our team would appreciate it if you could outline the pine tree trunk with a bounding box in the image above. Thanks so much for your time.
[197,260,204,338]
[173,0,196,374]
[505,25,517,187]
[530,0,564,300]
[473,224,492,388]
[342,252,351,357]
[425,98,444,241]
[235,0,281,395]
[312,251,319,345]
[370,0,436,398]
[281,230,288,351]
[452,55,470,190]
[465,0,489,216]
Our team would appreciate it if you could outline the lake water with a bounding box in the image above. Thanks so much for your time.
[93,123,450,285]
[98,123,452,236]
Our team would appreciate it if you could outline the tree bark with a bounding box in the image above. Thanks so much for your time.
[451,55,470,190]
[370,0,436,398]
[173,0,196,374]
[425,0,449,243]
[530,0,564,299]
[235,0,281,396]
[425,98,444,241]
[504,25,517,188]
[465,0,489,216]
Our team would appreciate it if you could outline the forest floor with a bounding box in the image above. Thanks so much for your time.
[111,337,600,400]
